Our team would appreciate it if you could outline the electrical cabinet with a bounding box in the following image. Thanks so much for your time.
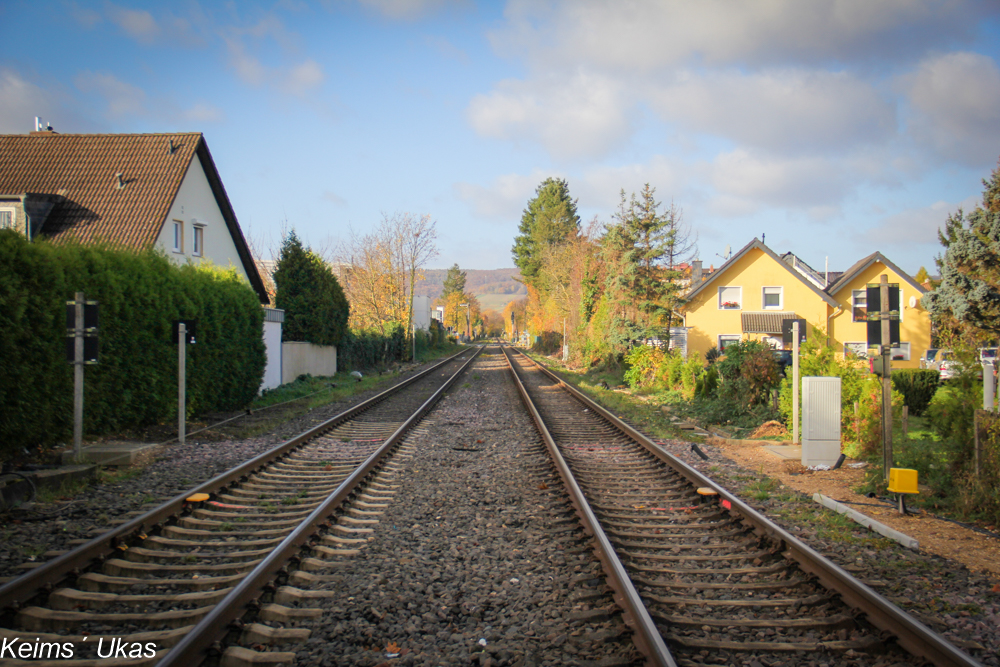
[801,376,841,467]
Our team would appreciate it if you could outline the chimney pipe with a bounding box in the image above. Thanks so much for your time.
[116,173,125,190]
[692,260,703,284]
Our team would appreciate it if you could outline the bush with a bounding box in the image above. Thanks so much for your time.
[338,323,408,372]
[850,377,905,458]
[890,369,940,416]
[623,345,667,389]
[715,340,780,409]
[0,231,265,461]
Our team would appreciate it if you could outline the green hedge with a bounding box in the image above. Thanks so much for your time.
[338,323,408,372]
[0,231,265,460]
[891,369,940,416]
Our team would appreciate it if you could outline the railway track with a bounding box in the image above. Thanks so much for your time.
[0,346,481,667]
[501,345,983,667]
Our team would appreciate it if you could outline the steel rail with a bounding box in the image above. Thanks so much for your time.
[0,347,472,614]
[510,348,981,667]
[157,345,483,666]
[500,345,676,667]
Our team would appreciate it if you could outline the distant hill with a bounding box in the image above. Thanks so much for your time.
[414,268,526,310]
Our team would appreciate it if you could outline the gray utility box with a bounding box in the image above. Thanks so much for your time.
[801,376,842,467]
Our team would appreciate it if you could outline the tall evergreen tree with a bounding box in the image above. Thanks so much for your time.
[923,159,1000,338]
[441,263,467,298]
[601,185,695,331]
[512,178,581,289]
[274,230,349,345]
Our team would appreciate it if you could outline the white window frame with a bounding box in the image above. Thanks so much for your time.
[852,289,867,322]
[718,286,742,310]
[762,286,782,310]
[844,342,870,359]
[718,334,741,351]
[0,207,15,231]
[891,341,911,362]
[172,220,183,253]
[761,335,783,349]
[192,221,205,257]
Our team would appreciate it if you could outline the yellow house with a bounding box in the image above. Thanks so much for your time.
[681,239,930,369]
[825,252,930,369]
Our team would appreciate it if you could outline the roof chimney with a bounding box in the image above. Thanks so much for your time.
[116,173,125,190]
[692,260,702,284]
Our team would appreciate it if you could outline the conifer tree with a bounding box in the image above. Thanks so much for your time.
[441,263,467,298]
[274,230,349,345]
[512,178,580,289]
[923,159,1000,337]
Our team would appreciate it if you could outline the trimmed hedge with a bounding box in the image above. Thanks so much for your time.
[890,369,940,416]
[338,323,408,372]
[0,231,265,460]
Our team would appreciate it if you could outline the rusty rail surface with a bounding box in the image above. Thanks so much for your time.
[507,346,981,667]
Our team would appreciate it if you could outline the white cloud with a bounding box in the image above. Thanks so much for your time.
[322,190,348,207]
[74,71,146,117]
[357,0,467,20]
[283,60,325,96]
[0,69,56,133]
[868,196,979,246]
[708,150,851,216]
[467,72,632,161]
[181,103,225,123]
[492,0,993,71]
[651,69,895,156]
[106,4,159,44]
[905,51,1000,166]
[578,155,689,212]
[454,170,561,221]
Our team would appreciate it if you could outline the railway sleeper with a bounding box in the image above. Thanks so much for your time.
[604,529,757,545]
[311,545,362,559]
[664,632,884,653]
[165,523,294,538]
[47,586,232,610]
[103,557,260,578]
[121,546,272,564]
[191,508,314,521]
[645,590,836,608]
[239,622,310,647]
[632,574,810,590]
[620,546,779,562]
[625,561,790,576]
[15,603,214,631]
[159,526,286,543]
[651,610,856,631]
[75,571,245,593]
[220,645,298,667]
[179,515,314,530]
[258,603,322,622]
[298,556,352,572]
[272,586,336,605]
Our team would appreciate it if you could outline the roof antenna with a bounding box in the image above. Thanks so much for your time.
[116,172,125,190]
[762,233,765,245]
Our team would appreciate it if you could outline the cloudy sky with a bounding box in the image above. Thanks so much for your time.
[3,1,1000,276]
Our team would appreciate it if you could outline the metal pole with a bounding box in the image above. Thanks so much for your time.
[881,274,892,481]
[73,292,84,461]
[412,323,416,362]
[178,322,186,446]
[984,360,995,411]
[792,321,799,444]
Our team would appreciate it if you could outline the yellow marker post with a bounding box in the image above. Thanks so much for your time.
[887,468,918,515]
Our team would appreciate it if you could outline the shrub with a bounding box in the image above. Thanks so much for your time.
[890,369,940,416]
[623,345,667,389]
[338,322,408,372]
[0,231,265,460]
[850,377,904,458]
[715,340,780,410]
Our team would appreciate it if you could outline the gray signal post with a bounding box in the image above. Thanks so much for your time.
[72,292,85,459]
[792,321,800,444]
[178,322,186,446]
[880,274,893,481]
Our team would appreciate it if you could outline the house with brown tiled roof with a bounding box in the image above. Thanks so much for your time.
[0,129,268,303]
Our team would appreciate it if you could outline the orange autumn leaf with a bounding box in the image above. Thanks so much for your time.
[386,641,400,652]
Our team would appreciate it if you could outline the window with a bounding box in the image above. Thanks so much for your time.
[844,342,869,359]
[0,208,14,231]
[719,334,741,350]
[761,336,783,349]
[852,289,866,322]
[891,342,911,362]
[762,286,782,309]
[718,286,741,309]
[192,225,204,257]
[172,220,183,253]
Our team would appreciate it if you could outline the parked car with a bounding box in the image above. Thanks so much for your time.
[938,350,984,381]
[772,349,793,377]
[980,347,998,363]
[920,348,940,370]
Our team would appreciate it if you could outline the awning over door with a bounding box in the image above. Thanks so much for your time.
[741,311,796,334]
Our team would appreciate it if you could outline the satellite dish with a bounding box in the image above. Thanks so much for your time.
[724,245,731,259]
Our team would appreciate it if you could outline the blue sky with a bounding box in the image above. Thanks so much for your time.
[3,1,1000,276]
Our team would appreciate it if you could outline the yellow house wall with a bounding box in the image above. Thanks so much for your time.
[827,263,930,370]
[684,247,830,357]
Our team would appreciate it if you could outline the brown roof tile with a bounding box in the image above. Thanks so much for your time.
[0,132,200,248]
